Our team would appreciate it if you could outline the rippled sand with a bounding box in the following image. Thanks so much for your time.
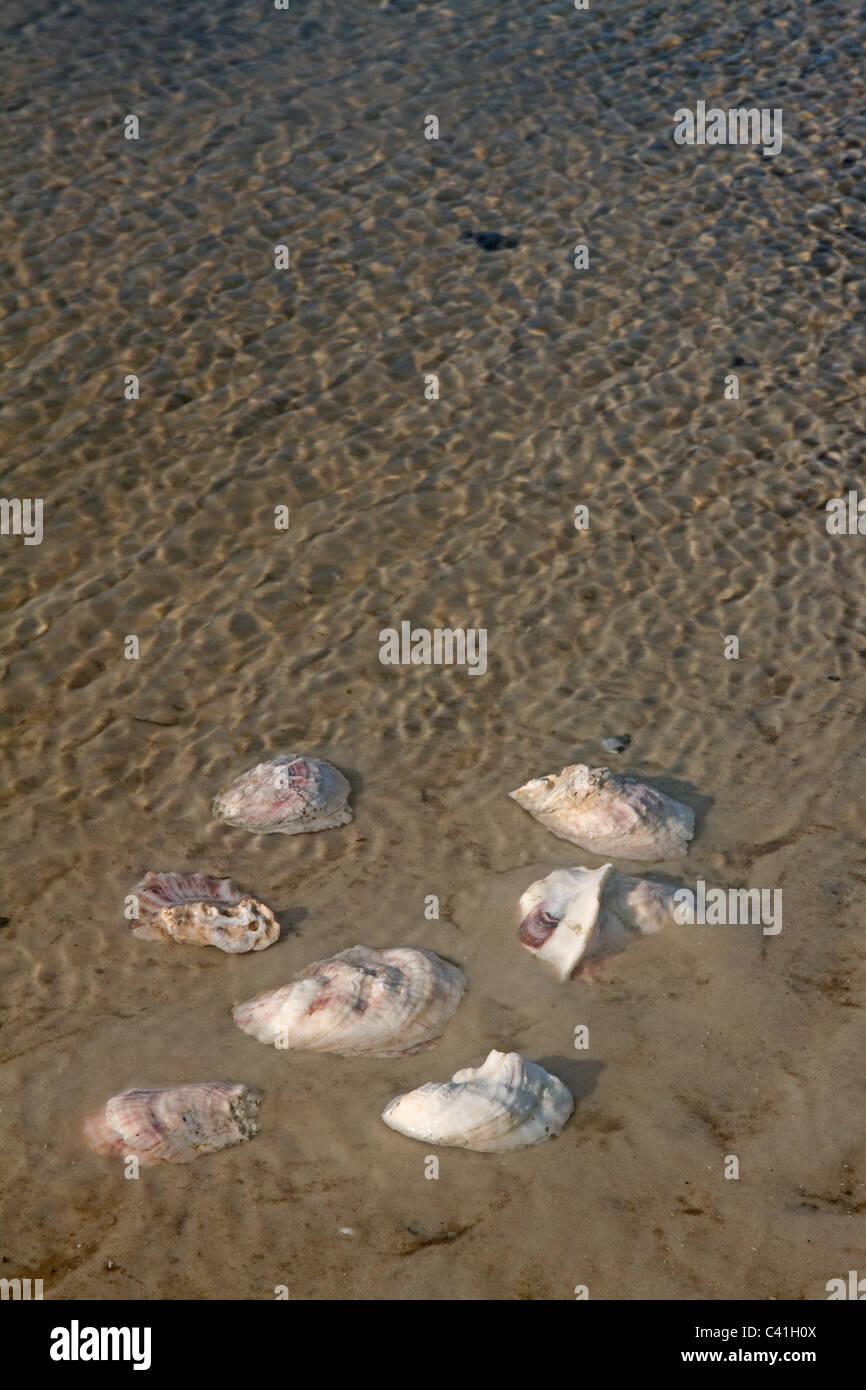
[1,0,864,1299]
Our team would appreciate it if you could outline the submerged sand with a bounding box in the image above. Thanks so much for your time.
[1,0,864,1299]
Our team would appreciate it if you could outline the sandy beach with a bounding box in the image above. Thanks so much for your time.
[1,0,864,1300]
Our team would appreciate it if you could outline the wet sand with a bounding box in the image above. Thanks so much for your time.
[1,0,864,1299]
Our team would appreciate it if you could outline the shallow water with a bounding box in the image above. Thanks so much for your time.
[1,0,864,1300]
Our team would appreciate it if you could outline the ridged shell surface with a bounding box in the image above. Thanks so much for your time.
[232,945,465,1057]
[382,1050,573,1152]
[84,1082,261,1164]
[128,871,279,952]
[509,764,694,861]
[212,754,352,835]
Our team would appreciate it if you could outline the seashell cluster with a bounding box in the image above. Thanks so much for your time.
[86,744,708,1167]
[509,763,694,861]
[382,1050,574,1152]
[213,754,352,835]
[233,945,466,1057]
[129,871,279,953]
[517,864,679,980]
[84,1082,261,1164]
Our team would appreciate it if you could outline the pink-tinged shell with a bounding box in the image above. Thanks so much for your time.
[212,754,352,835]
[509,764,694,861]
[517,865,679,980]
[517,906,561,949]
[233,945,465,1057]
[127,871,279,952]
[84,1082,261,1164]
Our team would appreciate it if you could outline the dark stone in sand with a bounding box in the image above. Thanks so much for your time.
[602,734,631,753]
[461,230,519,252]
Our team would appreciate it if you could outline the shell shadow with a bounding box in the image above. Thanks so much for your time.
[275,906,308,942]
[624,866,687,890]
[535,1056,604,1105]
[340,764,365,809]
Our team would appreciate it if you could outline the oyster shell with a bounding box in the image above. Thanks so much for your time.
[128,871,279,953]
[509,763,694,861]
[84,1082,261,1164]
[213,754,352,835]
[233,945,465,1057]
[518,864,678,980]
[382,1050,573,1152]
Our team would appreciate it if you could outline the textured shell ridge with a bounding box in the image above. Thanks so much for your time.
[382,1050,573,1152]
[127,871,279,952]
[233,944,465,1057]
[85,1083,261,1164]
[509,762,695,861]
[212,754,353,836]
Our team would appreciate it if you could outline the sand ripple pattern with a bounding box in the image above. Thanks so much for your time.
[1,0,864,1299]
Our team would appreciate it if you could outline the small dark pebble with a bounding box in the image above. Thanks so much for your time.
[461,230,519,252]
[602,734,631,753]
[0,916,9,927]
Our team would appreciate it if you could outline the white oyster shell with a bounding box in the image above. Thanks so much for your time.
[517,864,613,980]
[232,945,465,1057]
[84,1082,261,1164]
[509,763,694,861]
[128,871,279,952]
[517,865,679,980]
[382,1050,573,1152]
[213,754,352,835]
